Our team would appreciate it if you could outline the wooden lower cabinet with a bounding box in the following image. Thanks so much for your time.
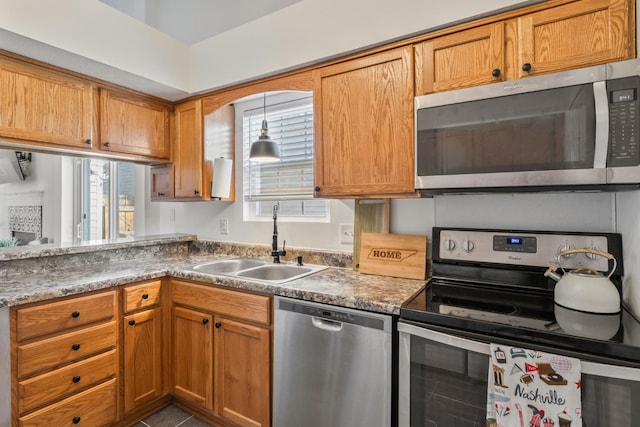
[171,280,272,427]
[216,318,270,427]
[172,306,214,411]
[123,307,163,413]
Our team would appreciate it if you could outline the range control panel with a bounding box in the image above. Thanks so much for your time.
[437,229,612,272]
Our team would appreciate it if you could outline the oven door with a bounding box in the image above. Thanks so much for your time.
[398,321,640,427]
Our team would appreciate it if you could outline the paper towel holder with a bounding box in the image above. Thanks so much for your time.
[211,157,233,200]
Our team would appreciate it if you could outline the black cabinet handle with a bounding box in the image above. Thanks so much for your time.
[84,139,92,145]
[72,376,81,383]
[71,311,80,318]
[157,192,165,197]
[72,416,81,424]
[194,189,200,196]
[103,142,110,148]
[491,68,501,77]
[142,293,149,300]
[202,318,209,325]
[72,343,81,351]
[215,322,222,328]
[314,186,320,192]
[129,319,136,326]
[522,63,532,72]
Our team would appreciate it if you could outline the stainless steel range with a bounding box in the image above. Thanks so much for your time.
[399,227,640,427]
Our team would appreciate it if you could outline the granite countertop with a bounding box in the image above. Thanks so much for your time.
[0,250,426,315]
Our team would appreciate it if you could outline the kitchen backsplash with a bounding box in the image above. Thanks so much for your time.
[8,205,42,242]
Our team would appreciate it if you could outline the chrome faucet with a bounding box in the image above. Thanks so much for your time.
[271,204,286,263]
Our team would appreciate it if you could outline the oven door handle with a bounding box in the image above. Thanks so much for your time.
[398,322,490,354]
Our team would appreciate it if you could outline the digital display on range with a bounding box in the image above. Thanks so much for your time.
[493,235,537,253]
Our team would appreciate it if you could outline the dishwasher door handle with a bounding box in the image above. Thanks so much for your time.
[311,317,343,332]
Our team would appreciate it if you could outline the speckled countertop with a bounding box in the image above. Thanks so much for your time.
[0,236,426,315]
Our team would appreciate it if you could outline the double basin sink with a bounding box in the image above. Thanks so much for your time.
[183,257,327,284]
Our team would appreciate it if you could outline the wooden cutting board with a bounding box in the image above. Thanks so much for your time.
[359,232,428,280]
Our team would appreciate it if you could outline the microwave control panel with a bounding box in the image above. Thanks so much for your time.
[607,76,640,167]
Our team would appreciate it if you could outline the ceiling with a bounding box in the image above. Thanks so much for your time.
[99,0,303,45]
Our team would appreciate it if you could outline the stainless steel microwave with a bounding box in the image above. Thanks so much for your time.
[415,59,640,194]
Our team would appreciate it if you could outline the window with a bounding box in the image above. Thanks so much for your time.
[242,94,328,221]
[78,159,135,240]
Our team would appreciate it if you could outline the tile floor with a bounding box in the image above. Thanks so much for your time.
[132,404,213,427]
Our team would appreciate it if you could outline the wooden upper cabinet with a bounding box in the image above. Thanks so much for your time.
[173,99,206,199]
[99,88,170,160]
[415,22,505,95]
[314,46,415,197]
[416,0,635,94]
[512,0,635,79]
[0,57,94,149]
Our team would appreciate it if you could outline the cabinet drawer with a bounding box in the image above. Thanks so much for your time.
[19,349,117,413]
[123,279,162,313]
[17,291,116,341]
[171,280,271,325]
[18,321,117,378]
[19,378,116,427]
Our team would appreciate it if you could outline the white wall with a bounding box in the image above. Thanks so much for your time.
[0,152,61,243]
[0,0,535,99]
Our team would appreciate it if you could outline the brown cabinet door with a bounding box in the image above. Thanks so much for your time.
[314,46,415,197]
[0,57,94,149]
[150,164,174,200]
[99,88,170,160]
[173,99,205,199]
[215,318,270,427]
[123,307,163,413]
[515,0,634,78]
[415,22,505,95]
[172,306,214,411]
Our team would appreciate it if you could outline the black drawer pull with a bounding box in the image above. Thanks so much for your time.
[215,322,222,328]
[522,62,532,72]
[142,293,149,300]
[84,139,91,145]
[202,318,209,325]
[71,311,80,318]
[157,192,165,196]
[72,376,81,383]
[129,319,136,326]
[103,142,110,148]
[72,416,81,424]
[194,189,200,196]
[72,343,81,351]
[491,68,501,77]
[314,186,320,192]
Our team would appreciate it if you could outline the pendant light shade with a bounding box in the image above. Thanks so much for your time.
[249,95,281,163]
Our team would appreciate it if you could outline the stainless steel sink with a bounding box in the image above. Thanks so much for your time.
[191,258,266,275]
[183,258,326,284]
[236,264,317,282]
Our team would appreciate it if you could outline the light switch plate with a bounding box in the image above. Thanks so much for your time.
[340,223,354,244]
[220,218,229,234]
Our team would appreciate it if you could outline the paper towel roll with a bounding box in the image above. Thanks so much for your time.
[211,158,233,199]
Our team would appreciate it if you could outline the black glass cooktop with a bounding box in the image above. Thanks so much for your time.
[401,280,640,363]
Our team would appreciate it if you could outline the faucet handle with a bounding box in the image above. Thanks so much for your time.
[281,240,286,256]
[297,255,303,266]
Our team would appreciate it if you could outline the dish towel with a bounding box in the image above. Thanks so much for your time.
[486,344,582,427]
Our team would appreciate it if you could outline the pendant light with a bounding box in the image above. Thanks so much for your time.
[249,94,280,162]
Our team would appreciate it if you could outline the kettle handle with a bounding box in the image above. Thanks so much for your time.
[558,248,617,279]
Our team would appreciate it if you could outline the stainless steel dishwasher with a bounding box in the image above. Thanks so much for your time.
[273,296,392,427]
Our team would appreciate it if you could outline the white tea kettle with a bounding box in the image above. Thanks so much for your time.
[544,248,620,314]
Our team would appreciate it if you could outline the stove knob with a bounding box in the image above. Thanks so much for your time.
[584,245,601,261]
[462,240,475,253]
[443,239,456,251]
[558,243,576,258]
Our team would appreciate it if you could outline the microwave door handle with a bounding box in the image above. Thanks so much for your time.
[593,80,609,169]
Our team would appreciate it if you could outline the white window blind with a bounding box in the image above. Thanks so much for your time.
[243,96,328,219]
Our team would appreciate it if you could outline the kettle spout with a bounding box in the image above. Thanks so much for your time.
[544,264,562,282]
